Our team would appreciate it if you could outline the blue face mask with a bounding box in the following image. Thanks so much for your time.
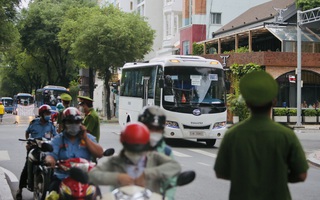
[44,115,51,122]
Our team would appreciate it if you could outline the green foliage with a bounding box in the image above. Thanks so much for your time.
[273,108,288,116]
[296,0,320,11]
[303,109,317,116]
[227,63,264,121]
[288,108,297,116]
[223,46,249,54]
[192,43,204,55]
[69,80,80,106]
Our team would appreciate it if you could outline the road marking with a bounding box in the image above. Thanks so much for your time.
[198,162,212,167]
[0,166,18,182]
[172,150,192,157]
[0,150,10,161]
[189,149,217,158]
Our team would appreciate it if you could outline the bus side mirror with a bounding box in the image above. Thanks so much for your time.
[159,78,164,88]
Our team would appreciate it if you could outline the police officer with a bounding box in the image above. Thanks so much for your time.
[138,105,176,200]
[56,93,72,133]
[78,96,100,142]
[214,71,309,200]
[16,104,57,200]
[45,107,103,198]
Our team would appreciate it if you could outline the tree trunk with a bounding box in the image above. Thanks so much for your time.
[89,67,94,99]
[104,69,112,120]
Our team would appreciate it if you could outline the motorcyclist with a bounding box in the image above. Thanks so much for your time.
[138,105,177,200]
[56,93,72,133]
[16,104,57,200]
[45,107,103,199]
[51,102,64,129]
[88,122,181,195]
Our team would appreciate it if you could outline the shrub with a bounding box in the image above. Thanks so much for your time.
[303,109,317,116]
[288,108,297,116]
[273,108,287,116]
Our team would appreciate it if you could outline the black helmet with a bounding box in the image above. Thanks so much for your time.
[62,107,83,123]
[120,122,150,153]
[138,106,166,130]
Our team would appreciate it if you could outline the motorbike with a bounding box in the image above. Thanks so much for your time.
[49,148,115,200]
[19,137,54,200]
[69,168,196,200]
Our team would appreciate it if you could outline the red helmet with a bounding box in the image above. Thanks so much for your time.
[39,104,51,115]
[62,107,83,123]
[120,122,150,152]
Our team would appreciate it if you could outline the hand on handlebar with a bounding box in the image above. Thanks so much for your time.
[118,173,134,186]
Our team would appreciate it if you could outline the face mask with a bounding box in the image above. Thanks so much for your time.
[65,124,81,136]
[150,132,163,147]
[124,151,146,165]
[44,115,51,122]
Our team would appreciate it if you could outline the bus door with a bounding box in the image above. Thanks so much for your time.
[142,76,150,107]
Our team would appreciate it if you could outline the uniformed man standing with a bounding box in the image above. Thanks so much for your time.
[78,96,100,142]
[214,71,308,200]
[56,93,72,133]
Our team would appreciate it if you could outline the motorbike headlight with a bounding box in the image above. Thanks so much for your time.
[60,183,72,196]
[166,120,179,129]
[212,121,226,129]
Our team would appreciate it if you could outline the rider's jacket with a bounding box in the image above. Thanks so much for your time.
[26,118,57,139]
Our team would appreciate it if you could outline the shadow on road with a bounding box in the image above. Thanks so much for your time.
[164,138,218,149]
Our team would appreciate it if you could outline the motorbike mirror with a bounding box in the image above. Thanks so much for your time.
[103,148,115,156]
[69,167,89,184]
[176,170,196,187]
[41,142,53,152]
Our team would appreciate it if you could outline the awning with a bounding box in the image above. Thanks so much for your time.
[266,25,320,42]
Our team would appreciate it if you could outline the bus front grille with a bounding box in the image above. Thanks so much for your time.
[183,125,211,129]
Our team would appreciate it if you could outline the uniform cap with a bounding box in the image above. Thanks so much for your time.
[239,71,278,106]
[60,93,72,101]
[78,96,93,102]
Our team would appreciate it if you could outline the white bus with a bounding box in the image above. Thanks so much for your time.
[118,55,227,147]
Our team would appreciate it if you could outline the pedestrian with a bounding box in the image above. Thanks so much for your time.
[78,96,100,142]
[138,105,177,200]
[0,102,4,123]
[88,122,181,195]
[16,105,57,200]
[56,93,72,133]
[214,71,308,200]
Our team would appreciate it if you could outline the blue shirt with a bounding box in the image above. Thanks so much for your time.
[26,118,57,139]
[48,133,97,179]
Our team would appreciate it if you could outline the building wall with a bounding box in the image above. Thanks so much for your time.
[180,24,206,54]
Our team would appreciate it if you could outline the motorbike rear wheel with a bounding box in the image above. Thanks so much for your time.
[33,169,51,200]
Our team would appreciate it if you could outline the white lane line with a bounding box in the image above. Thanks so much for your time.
[198,162,212,167]
[188,149,217,158]
[0,166,19,182]
[0,150,10,161]
[172,150,192,157]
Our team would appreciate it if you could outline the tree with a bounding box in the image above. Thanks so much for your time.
[59,5,155,119]
[296,0,320,11]
[17,0,90,88]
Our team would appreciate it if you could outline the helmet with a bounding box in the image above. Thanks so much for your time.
[56,103,65,112]
[120,122,150,152]
[62,107,83,123]
[39,104,51,116]
[138,106,166,130]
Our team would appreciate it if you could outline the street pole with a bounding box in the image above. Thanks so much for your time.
[296,10,302,127]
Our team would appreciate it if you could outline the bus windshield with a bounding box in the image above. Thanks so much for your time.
[15,94,34,106]
[1,97,13,107]
[162,66,226,113]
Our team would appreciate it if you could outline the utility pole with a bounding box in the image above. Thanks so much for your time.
[296,7,320,127]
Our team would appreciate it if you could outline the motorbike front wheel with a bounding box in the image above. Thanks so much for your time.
[33,169,51,200]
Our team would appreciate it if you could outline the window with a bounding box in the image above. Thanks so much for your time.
[165,14,172,36]
[183,41,190,55]
[211,13,221,24]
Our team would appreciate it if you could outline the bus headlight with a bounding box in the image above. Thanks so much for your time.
[212,121,226,129]
[166,121,179,129]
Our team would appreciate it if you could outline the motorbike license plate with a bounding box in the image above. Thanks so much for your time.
[189,131,205,136]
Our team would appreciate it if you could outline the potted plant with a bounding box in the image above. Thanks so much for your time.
[273,108,288,123]
[303,109,317,123]
[288,108,297,123]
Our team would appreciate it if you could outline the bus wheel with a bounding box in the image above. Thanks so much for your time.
[205,139,216,147]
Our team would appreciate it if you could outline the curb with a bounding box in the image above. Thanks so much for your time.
[0,168,14,200]
[307,151,320,167]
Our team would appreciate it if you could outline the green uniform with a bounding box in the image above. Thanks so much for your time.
[83,108,100,142]
[214,114,309,200]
